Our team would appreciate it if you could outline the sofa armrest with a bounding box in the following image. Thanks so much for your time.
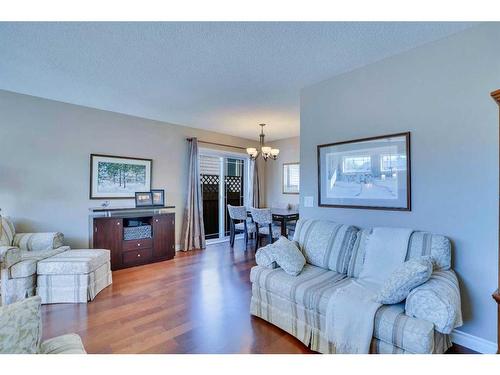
[40,333,86,354]
[13,232,64,251]
[0,245,21,269]
[405,269,463,334]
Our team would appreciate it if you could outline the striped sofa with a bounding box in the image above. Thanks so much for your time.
[250,219,463,354]
[0,216,69,305]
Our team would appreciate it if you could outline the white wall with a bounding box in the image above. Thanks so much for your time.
[0,90,259,248]
[300,23,500,345]
[264,137,300,208]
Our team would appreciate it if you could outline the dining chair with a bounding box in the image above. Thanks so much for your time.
[286,203,299,239]
[227,205,256,248]
[249,208,281,251]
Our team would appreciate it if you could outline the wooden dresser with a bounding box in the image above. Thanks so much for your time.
[92,208,175,270]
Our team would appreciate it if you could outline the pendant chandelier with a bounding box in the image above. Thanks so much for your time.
[246,123,279,161]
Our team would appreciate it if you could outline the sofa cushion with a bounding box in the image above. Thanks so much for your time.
[37,249,110,275]
[347,228,371,278]
[406,232,451,271]
[0,296,42,354]
[375,257,433,304]
[292,219,358,274]
[348,230,452,278]
[10,259,38,278]
[13,232,65,252]
[0,216,15,247]
[20,247,68,262]
[250,264,347,309]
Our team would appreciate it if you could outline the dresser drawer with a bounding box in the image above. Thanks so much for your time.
[122,238,153,251]
[122,248,152,266]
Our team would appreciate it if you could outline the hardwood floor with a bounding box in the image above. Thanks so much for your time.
[41,239,473,354]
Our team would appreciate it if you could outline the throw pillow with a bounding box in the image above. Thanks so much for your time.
[375,257,433,304]
[255,244,277,269]
[270,236,306,276]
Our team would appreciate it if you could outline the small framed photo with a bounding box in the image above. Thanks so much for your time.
[151,189,165,206]
[135,192,153,207]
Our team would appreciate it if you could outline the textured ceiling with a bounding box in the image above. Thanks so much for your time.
[0,22,477,140]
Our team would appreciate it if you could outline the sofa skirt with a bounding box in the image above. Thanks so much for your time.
[3,274,36,305]
[251,286,451,354]
[37,261,112,304]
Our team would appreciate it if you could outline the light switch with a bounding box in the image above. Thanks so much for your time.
[304,196,314,207]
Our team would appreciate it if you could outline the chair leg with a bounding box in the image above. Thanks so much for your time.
[229,221,235,247]
[244,221,249,249]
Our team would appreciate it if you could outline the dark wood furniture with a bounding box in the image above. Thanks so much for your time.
[271,208,299,236]
[93,210,175,270]
[246,208,300,238]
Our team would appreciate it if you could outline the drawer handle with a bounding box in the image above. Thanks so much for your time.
[117,222,121,225]
[155,219,159,222]
[137,253,141,257]
[137,243,141,247]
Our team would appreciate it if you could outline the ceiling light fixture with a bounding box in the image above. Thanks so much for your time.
[246,123,279,161]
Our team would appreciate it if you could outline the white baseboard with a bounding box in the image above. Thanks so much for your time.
[451,329,497,354]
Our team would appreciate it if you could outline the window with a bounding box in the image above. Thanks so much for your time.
[283,163,300,194]
[380,154,407,172]
[342,156,371,173]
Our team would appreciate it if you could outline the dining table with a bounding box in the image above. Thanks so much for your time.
[247,207,300,236]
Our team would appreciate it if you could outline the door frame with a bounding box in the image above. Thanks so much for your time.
[199,147,250,243]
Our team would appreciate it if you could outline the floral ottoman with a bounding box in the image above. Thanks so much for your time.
[36,249,112,304]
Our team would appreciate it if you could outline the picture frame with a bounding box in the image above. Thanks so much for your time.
[135,192,153,207]
[282,162,300,194]
[90,154,152,199]
[317,132,411,211]
[151,189,165,206]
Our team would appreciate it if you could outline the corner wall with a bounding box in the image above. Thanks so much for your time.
[0,90,259,248]
[264,136,300,208]
[300,23,500,346]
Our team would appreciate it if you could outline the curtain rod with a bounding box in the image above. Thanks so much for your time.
[186,138,247,151]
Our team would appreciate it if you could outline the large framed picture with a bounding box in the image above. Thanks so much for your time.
[282,163,300,194]
[317,132,411,211]
[90,154,152,199]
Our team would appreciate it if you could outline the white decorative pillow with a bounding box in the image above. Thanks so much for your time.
[255,244,277,269]
[255,237,306,276]
[375,257,433,304]
[269,236,306,276]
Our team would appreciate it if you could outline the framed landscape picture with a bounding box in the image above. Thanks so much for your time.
[90,154,152,199]
[317,132,411,210]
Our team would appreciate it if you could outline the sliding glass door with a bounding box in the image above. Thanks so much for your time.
[200,151,248,241]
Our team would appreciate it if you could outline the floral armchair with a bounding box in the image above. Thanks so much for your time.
[0,216,69,305]
[0,296,86,353]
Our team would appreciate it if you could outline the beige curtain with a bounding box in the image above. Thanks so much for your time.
[180,138,206,251]
[252,159,261,208]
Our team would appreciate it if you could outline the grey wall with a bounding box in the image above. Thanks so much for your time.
[300,23,500,343]
[264,137,300,208]
[0,90,259,248]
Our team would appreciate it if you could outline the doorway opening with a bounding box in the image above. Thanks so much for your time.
[199,150,249,241]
